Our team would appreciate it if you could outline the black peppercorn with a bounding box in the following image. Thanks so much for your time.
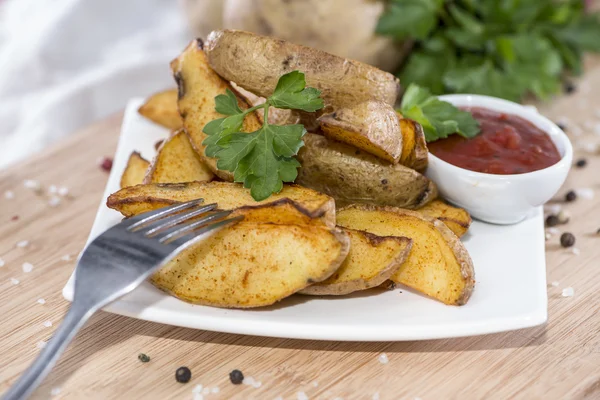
[565,190,577,202]
[575,159,587,168]
[557,122,567,132]
[229,369,244,385]
[560,232,576,248]
[545,215,560,227]
[564,81,576,94]
[381,179,388,185]
[138,353,150,363]
[175,367,192,383]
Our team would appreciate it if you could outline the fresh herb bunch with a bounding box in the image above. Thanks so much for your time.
[377,0,600,102]
[399,83,480,142]
[203,71,324,201]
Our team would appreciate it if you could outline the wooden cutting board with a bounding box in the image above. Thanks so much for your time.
[1,69,600,399]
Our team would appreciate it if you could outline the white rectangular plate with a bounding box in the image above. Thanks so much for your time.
[63,99,548,341]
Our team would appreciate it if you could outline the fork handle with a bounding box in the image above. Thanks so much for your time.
[2,304,96,400]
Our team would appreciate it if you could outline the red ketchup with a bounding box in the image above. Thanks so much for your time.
[428,107,561,175]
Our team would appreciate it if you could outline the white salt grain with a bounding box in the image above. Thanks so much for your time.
[545,204,562,214]
[22,262,33,273]
[551,281,560,287]
[378,353,389,364]
[274,397,284,400]
[211,387,220,394]
[24,179,42,192]
[60,254,72,262]
[48,185,58,195]
[43,321,53,328]
[373,393,380,400]
[192,384,203,394]
[10,278,19,285]
[333,398,344,400]
[37,298,46,304]
[16,240,29,248]
[570,124,583,137]
[4,190,15,199]
[48,196,61,207]
[575,188,595,199]
[570,247,580,255]
[545,232,552,241]
[0,258,4,267]
[562,287,574,297]
[37,340,46,349]
[547,227,560,235]
[58,186,69,197]
[50,387,61,396]
[583,120,595,129]
[193,394,203,400]
[297,392,309,400]
[243,376,262,388]
[594,124,600,135]
[202,387,210,395]
[579,141,597,153]
[312,381,319,387]
[253,381,262,388]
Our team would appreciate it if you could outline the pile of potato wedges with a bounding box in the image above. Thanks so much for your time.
[116,30,475,308]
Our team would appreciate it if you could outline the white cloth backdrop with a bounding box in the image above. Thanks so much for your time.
[0,0,192,169]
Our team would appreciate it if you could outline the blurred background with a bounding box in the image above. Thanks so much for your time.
[0,0,598,168]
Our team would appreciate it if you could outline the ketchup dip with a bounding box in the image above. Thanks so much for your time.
[428,107,561,175]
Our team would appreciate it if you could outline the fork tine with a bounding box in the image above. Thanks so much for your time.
[157,210,233,242]
[165,216,244,247]
[142,203,219,236]
[127,199,205,231]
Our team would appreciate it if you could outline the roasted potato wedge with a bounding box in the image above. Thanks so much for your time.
[120,152,150,188]
[172,39,262,181]
[138,89,182,130]
[106,181,336,227]
[151,221,350,308]
[297,133,437,209]
[300,229,412,296]
[204,30,400,111]
[398,118,428,171]
[418,200,472,238]
[318,101,402,163]
[231,82,299,126]
[143,130,214,184]
[336,204,475,305]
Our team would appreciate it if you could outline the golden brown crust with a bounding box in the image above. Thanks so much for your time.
[138,89,182,130]
[119,152,150,189]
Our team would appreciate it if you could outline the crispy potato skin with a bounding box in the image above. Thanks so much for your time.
[171,39,262,181]
[138,89,182,130]
[120,152,150,188]
[398,118,429,171]
[297,133,437,209]
[336,204,475,305]
[300,229,412,295]
[106,181,336,227]
[204,29,400,112]
[151,222,350,308]
[143,130,214,184]
[318,101,402,163]
[417,200,472,238]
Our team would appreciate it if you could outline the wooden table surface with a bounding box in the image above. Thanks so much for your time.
[2,64,600,400]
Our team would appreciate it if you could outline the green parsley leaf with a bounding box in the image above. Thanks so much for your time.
[214,89,242,115]
[269,71,324,112]
[376,0,443,40]
[399,83,480,142]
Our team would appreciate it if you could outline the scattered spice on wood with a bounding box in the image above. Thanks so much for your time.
[557,210,570,224]
[138,353,150,363]
[176,366,192,383]
[565,190,577,202]
[99,157,113,172]
[229,369,244,385]
[564,81,576,94]
[545,215,560,227]
[560,232,576,248]
[575,158,587,168]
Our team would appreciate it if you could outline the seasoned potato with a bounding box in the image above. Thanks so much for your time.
[144,130,214,184]
[418,200,472,238]
[231,82,299,126]
[172,39,262,181]
[120,152,150,188]
[138,89,182,130]
[151,222,350,308]
[318,101,402,163]
[398,118,429,171]
[106,181,336,227]
[297,133,437,209]
[336,205,475,305]
[300,229,412,295]
[204,30,400,111]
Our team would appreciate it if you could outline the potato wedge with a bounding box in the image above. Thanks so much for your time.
[138,89,182,130]
[143,130,214,184]
[336,204,475,305]
[151,222,350,308]
[231,82,299,126]
[120,152,150,188]
[318,101,402,163]
[300,229,412,296]
[418,200,472,238]
[398,118,428,171]
[106,181,336,227]
[172,39,262,181]
[297,133,437,209]
[204,30,400,111]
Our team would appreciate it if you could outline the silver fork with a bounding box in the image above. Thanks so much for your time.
[3,199,242,400]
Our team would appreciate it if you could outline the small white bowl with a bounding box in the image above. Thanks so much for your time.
[426,94,572,225]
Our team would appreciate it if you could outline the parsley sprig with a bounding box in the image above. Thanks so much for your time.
[203,71,324,201]
[399,83,480,142]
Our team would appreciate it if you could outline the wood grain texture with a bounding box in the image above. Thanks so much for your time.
[2,67,600,400]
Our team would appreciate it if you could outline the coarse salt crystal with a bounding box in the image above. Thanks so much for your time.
[545,232,551,241]
[312,381,319,387]
[545,204,562,214]
[373,393,380,400]
[275,397,284,400]
[60,254,72,261]
[0,258,4,267]
[575,188,594,199]
[43,320,53,328]
[211,387,219,394]
[4,190,14,199]
[297,392,308,400]
[37,298,46,304]
[16,240,29,248]
[253,381,262,388]
[594,124,600,135]
[562,287,574,297]
[22,262,33,273]
[579,141,597,153]
[570,247,581,255]
[547,227,560,235]
[48,185,58,194]
[193,394,203,400]
[58,186,69,197]
[378,353,389,364]
[551,281,560,287]
[192,384,203,394]
[48,196,61,207]
[24,179,42,192]
[50,387,61,396]
[202,387,210,395]
[37,340,47,349]
[10,277,19,285]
